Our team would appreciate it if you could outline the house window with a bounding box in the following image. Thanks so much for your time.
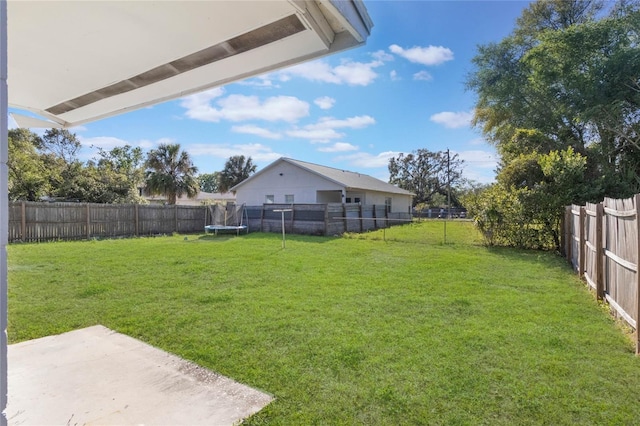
[265,195,274,204]
[354,197,361,203]
[345,197,352,203]
[285,194,294,204]
[385,197,392,213]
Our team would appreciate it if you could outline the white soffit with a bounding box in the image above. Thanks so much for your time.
[7,0,372,127]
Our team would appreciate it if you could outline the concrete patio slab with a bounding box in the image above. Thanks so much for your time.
[6,325,273,425]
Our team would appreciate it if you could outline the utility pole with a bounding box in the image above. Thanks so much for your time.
[447,148,451,220]
[444,148,451,244]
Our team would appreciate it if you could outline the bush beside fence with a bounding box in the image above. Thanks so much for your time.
[564,194,640,353]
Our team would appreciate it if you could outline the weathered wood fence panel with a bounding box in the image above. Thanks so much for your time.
[89,204,135,238]
[602,197,638,332]
[564,194,640,353]
[8,202,411,242]
[8,202,207,242]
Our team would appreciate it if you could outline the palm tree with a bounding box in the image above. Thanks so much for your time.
[145,143,198,204]
[218,155,257,192]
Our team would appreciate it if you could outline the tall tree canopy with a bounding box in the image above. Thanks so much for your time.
[39,129,82,165]
[145,143,199,204]
[86,145,146,203]
[7,129,50,201]
[7,128,146,203]
[468,0,640,196]
[388,149,464,207]
[218,155,257,192]
[198,172,221,193]
[465,0,640,248]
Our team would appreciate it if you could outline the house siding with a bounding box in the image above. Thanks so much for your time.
[235,161,343,206]
[359,191,412,214]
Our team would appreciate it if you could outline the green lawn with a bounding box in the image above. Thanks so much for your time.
[8,221,640,425]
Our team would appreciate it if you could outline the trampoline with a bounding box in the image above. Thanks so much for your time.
[204,203,248,236]
[204,224,248,236]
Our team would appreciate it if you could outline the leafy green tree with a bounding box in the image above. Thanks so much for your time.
[39,128,82,165]
[466,0,640,248]
[514,0,604,39]
[7,129,51,201]
[469,148,587,249]
[34,128,87,201]
[198,172,221,193]
[388,149,463,207]
[468,1,640,197]
[144,143,199,204]
[62,145,147,204]
[457,180,490,217]
[218,155,257,192]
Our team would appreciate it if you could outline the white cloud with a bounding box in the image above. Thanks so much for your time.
[336,151,400,168]
[286,128,344,143]
[314,96,336,110]
[413,71,433,81]
[389,70,400,81]
[80,136,131,149]
[389,44,454,66]
[231,124,282,140]
[317,143,359,153]
[453,150,499,183]
[188,143,282,162]
[430,111,473,129]
[278,58,384,86]
[286,115,375,143]
[180,87,225,110]
[468,137,486,146]
[181,92,309,123]
[372,50,394,62]
[455,150,498,167]
[138,139,165,149]
[308,115,375,130]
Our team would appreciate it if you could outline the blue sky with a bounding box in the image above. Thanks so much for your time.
[10,1,531,184]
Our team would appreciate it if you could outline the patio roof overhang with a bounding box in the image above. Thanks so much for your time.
[8,0,373,128]
[1,1,372,422]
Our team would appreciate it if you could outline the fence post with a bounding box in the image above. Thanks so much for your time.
[635,194,640,354]
[359,203,363,233]
[323,204,329,236]
[203,205,207,230]
[579,206,586,278]
[260,204,265,232]
[372,205,377,230]
[290,204,295,233]
[596,203,604,301]
[565,206,572,266]
[135,204,139,236]
[385,203,389,229]
[174,205,178,233]
[560,206,566,257]
[20,201,25,241]
[86,204,90,240]
[343,204,347,233]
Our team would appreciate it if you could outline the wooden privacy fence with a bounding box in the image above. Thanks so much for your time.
[7,201,412,243]
[564,194,640,353]
[8,201,206,242]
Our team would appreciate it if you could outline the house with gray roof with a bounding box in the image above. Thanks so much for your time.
[230,158,414,214]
